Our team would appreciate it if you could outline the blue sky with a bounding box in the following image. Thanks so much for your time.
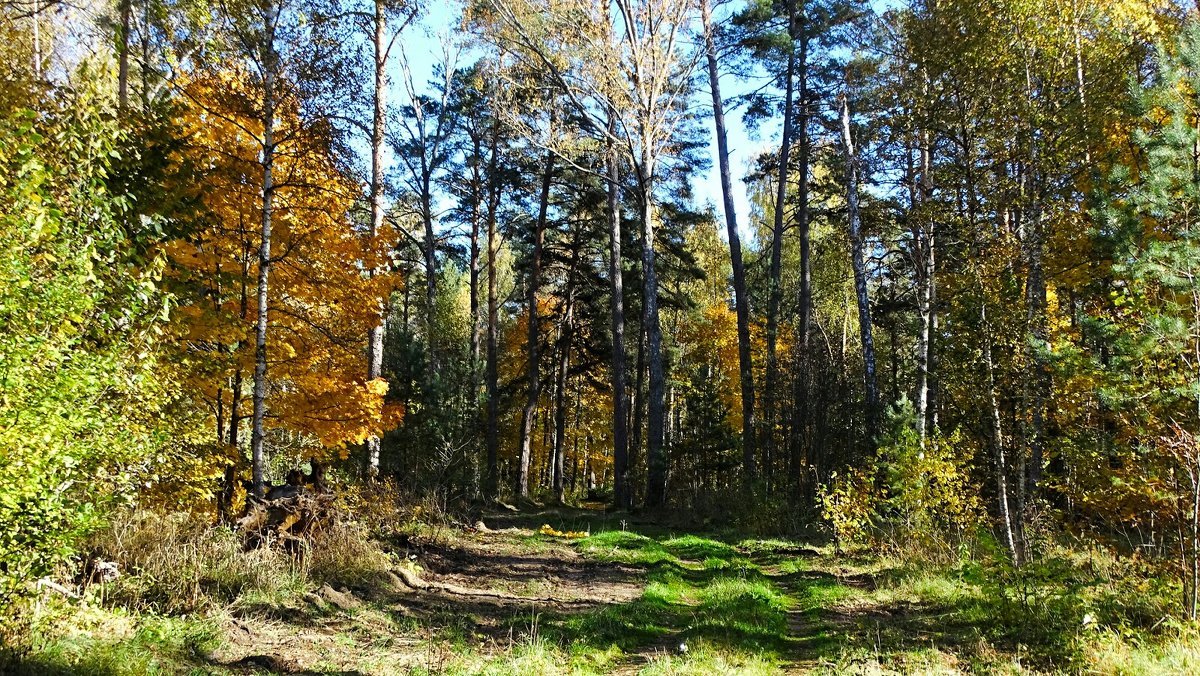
[397,1,776,246]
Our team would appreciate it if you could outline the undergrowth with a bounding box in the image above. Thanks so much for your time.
[7,501,1200,675]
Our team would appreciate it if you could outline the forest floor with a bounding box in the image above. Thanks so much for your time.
[16,506,1200,675]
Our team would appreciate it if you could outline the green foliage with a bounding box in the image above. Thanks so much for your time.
[818,401,986,555]
[818,468,877,551]
[875,400,987,555]
[0,84,181,624]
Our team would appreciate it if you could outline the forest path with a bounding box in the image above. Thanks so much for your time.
[210,506,653,673]
[208,507,937,674]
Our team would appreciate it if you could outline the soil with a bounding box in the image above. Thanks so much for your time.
[210,517,647,673]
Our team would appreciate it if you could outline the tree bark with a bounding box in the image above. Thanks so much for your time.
[250,11,278,501]
[640,147,668,507]
[422,165,438,364]
[553,236,581,504]
[485,118,502,499]
[789,24,811,496]
[365,0,388,476]
[763,0,797,468]
[702,0,756,484]
[914,122,935,446]
[609,112,632,510]
[839,91,879,448]
[517,141,555,498]
[469,130,483,388]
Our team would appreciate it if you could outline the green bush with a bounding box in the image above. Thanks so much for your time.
[0,83,185,630]
[819,399,986,556]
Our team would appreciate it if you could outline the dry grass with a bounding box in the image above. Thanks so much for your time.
[90,497,401,614]
[92,511,304,613]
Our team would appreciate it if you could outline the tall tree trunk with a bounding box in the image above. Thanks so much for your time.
[422,169,438,364]
[609,113,632,510]
[553,345,571,503]
[915,123,935,446]
[469,132,483,388]
[640,148,668,507]
[517,143,555,498]
[631,326,645,481]
[763,0,797,466]
[249,13,278,500]
[553,239,580,504]
[702,0,756,484]
[790,26,811,496]
[485,120,501,499]
[840,91,880,448]
[365,0,388,476]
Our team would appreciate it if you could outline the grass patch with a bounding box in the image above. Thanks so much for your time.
[640,639,779,676]
[660,535,740,562]
[547,530,795,666]
[578,530,678,566]
[9,609,221,676]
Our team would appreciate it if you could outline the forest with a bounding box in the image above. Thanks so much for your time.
[6,0,1200,673]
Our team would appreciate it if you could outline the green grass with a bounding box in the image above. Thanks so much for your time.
[516,530,797,672]
[578,530,679,566]
[9,612,223,676]
[15,510,1200,674]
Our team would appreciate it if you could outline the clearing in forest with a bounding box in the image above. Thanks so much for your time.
[15,507,1159,674]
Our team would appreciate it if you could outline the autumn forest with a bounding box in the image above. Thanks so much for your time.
[6,0,1200,673]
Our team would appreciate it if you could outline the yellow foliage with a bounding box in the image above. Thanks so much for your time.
[165,70,403,459]
[539,524,588,539]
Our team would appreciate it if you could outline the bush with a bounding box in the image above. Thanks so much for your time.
[877,423,986,558]
[818,399,986,556]
[0,84,194,627]
[818,468,876,551]
[91,511,303,613]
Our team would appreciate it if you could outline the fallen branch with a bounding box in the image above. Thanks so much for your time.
[36,578,79,599]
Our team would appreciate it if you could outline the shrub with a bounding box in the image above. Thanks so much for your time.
[877,422,986,558]
[0,83,198,630]
[91,510,303,613]
[819,399,987,556]
[818,467,876,551]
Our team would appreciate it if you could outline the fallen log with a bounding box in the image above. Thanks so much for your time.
[236,490,332,553]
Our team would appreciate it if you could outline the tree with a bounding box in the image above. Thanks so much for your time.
[476,0,701,507]
[196,0,345,498]
[168,72,401,478]
[701,0,756,484]
[839,85,879,448]
[394,39,460,368]
[516,116,557,499]
[360,0,418,476]
[1099,19,1200,616]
